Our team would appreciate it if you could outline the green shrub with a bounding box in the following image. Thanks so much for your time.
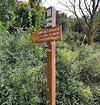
[56,42,100,105]
[0,27,46,105]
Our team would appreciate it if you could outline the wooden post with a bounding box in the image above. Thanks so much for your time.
[46,6,56,105]
[47,41,56,105]
[32,25,62,105]
[32,6,61,105]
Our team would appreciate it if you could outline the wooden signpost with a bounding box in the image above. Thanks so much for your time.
[32,6,62,105]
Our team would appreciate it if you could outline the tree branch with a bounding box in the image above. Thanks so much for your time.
[84,0,92,16]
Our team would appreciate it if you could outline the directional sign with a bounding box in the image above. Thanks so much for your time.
[32,25,62,43]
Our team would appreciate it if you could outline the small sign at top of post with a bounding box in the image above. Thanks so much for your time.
[46,6,56,27]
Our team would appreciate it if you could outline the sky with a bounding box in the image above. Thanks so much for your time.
[42,0,60,8]
[43,0,75,16]
[18,0,63,9]
[42,0,66,11]
[18,0,85,17]
[18,0,73,15]
[42,0,87,17]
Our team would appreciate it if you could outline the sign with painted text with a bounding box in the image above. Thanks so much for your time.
[32,25,62,43]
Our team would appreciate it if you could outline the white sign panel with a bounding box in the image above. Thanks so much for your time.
[46,6,56,27]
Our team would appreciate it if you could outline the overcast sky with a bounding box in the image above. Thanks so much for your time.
[18,0,63,9]
[42,0,59,7]
[18,0,73,15]
[18,0,84,17]
[43,0,75,16]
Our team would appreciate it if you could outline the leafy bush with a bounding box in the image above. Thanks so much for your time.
[0,0,16,28]
[0,25,47,105]
[15,1,46,29]
[56,42,100,105]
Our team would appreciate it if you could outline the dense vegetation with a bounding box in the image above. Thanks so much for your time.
[0,0,100,105]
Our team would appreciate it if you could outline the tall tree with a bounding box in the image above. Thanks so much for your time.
[58,0,100,45]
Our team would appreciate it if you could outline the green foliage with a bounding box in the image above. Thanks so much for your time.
[15,1,46,29]
[56,12,68,31]
[0,26,46,105]
[71,21,83,33]
[0,0,16,28]
[56,42,100,105]
[0,0,100,105]
[63,30,87,46]
[94,10,100,42]
[59,48,77,64]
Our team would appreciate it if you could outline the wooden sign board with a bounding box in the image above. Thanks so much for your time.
[32,25,62,43]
